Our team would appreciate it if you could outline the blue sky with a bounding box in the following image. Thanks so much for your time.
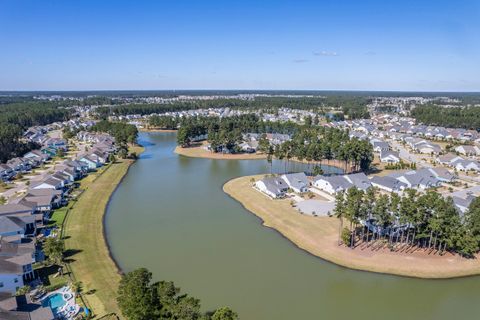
[0,0,479,91]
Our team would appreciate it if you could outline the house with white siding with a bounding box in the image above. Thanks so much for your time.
[255,177,288,198]
[313,175,353,195]
[281,173,309,193]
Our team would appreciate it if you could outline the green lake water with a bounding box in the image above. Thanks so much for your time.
[105,132,480,320]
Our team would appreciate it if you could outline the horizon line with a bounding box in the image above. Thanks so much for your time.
[1,89,480,94]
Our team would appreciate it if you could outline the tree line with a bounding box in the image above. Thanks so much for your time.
[96,96,370,120]
[411,104,480,130]
[334,187,480,257]
[117,268,238,320]
[0,101,72,162]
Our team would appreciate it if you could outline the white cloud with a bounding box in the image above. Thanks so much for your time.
[313,51,339,57]
[293,59,309,63]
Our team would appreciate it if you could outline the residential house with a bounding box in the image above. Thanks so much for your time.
[343,172,372,191]
[25,189,63,210]
[437,154,463,166]
[255,177,288,198]
[78,155,101,170]
[23,150,50,164]
[31,176,64,190]
[427,167,456,182]
[454,145,480,156]
[6,158,30,173]
[380,150,401,163]
[313,175,353,195]
[451,159,480,172]
[370,175,407,193]
[281,173,309,193]
[372,141,390,153]
[0,292,55,319]
[391,170,441,190]
[414,141,442,155]
[0,164,15,181]
[0,203,35,217]
[0,216,35,238]
[238,141,258,153]
[451,195,476,215]
[0,237,36,294]
[43,138,67,151]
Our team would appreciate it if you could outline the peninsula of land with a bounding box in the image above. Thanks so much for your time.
[175,141,267,160]
[224,175,480,279]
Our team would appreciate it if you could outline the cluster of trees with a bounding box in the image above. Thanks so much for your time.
[261,127,374,172]
[384,161,416,170]
[411,105,480,130]
[117,268,238,320]
[43,237,65,265]
[90,120,138,145]
[334,187,480,257]
[176,114,297,148]
[0,101,72,162]
[149,115,180,130]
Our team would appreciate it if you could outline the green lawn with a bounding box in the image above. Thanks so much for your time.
[63,148,142,318]
[49,207,69,227]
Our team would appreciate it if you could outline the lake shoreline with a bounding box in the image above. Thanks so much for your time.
[174,142,349,172]
[223,174,480,279]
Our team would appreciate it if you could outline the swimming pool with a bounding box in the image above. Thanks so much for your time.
[41,293,67,315]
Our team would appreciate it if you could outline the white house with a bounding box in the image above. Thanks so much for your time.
[454,145,480,156]
[281,173,309,193]
[370,176,407,193]
[451,159,480,172]
[372,141,390,153]
[313,175,353,195]
[31,176,63,190]
[0,238,36,294]
[255,177,288,198]
[380,150,400,163]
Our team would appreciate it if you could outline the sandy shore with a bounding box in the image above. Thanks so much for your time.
[175,141,267,160]
[224,174,480,279]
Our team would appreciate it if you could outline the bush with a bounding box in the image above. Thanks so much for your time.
[341,227,351,247]
[16,285,31,296]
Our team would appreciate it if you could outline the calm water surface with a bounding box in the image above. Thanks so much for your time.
[106,132,480,320]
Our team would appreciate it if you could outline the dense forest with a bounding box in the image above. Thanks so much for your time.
[96,96,370,120]
[0,101,72,162]
[334,188,480,257]
[411,105,480,130]
[117,268,238,320]
[175,114,373,172]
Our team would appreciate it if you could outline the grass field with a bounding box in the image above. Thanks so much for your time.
[224,175,480,279]
[63,146,143,318]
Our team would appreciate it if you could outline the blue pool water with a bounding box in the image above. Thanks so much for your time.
[42,293,66,315]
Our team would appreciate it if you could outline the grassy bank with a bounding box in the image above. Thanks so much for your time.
[63,145,143,318]
[224,175,480,279]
